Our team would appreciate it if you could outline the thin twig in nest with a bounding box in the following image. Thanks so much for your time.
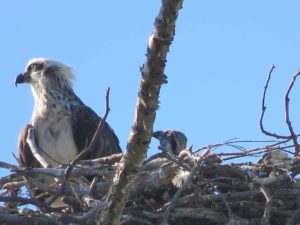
[163,149,211,225]
[26,128,50,168]
[46,87,111,206]
[261,186,272,225]
[284,70,300,156]
[260,65,291,139]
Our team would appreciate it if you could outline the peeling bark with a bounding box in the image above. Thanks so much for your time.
[100,0,184,224]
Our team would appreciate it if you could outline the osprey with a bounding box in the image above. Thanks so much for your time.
[15,58,122,169]
[153,130,187,155]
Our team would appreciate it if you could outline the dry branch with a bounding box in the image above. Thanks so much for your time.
[163,149,210,225]
[100,1,184,224]
[261,186,272,225]
[46,88,111,206]
[260,65,300,157]
[27,128,50,168]
[260,65,291,139]
[284,70,300,156]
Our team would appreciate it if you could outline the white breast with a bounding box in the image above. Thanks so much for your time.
[34,116,78,167]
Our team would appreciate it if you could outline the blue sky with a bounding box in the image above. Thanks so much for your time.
[1,1,300,177]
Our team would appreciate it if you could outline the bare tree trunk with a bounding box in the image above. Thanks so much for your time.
[100,0,184,224]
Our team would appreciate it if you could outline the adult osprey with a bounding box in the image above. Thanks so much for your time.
[15,58,122,169]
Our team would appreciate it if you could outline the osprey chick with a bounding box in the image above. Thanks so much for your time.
[153,130,187,155]
[16,58,122,168]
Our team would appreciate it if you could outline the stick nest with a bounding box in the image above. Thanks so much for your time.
[1,143,300,225]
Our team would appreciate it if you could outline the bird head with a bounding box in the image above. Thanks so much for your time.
[153,130,187,155]
[15,58,75,93]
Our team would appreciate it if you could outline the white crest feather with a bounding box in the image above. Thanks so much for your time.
[26,58,75,88]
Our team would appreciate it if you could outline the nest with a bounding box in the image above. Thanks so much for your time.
[1,143,300,225]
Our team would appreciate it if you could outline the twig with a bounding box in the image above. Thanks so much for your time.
[120,216,154,225]
[195,138,288,155]
[157,146,190,170]
[260,65,291,139]
[284,70,300,156]
[0,211,62,225]
[207,137,296,161]
[0,161,19,170]
[89,176,99,196]
[46,87,111,206]
[26,128,50,168]
[79,153,122,166]
[287,208,300,225]
[260,186,272,225]
[60,201,104,225]
[67,87,111,175]
[217,188,233,219]
[3,180,25,190]
[141,207,228,224]
[163,149,210,225]
[0,196,43,208]
[222,147,281,161]
[179,189,261,204]
[11,131,47,210]
[14,166,110,179]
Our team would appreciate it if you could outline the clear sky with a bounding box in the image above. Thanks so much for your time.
[1,1,300,177]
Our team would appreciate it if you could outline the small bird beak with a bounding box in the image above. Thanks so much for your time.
[15,73,30,87]
[152,131,163,139]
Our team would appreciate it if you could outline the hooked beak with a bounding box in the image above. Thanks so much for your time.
[152,131,164,139]
[15,72,30,87]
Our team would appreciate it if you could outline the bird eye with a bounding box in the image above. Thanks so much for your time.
[27,64,36,72]
[27,63,43,72]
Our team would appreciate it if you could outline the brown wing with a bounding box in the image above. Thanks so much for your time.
[18,124,41,168]
[71,104,122,159]
[18,125,52,202]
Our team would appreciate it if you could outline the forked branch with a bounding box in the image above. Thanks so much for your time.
[260,65,290,139]
[260,65,300,156]
[285,70,300,156]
